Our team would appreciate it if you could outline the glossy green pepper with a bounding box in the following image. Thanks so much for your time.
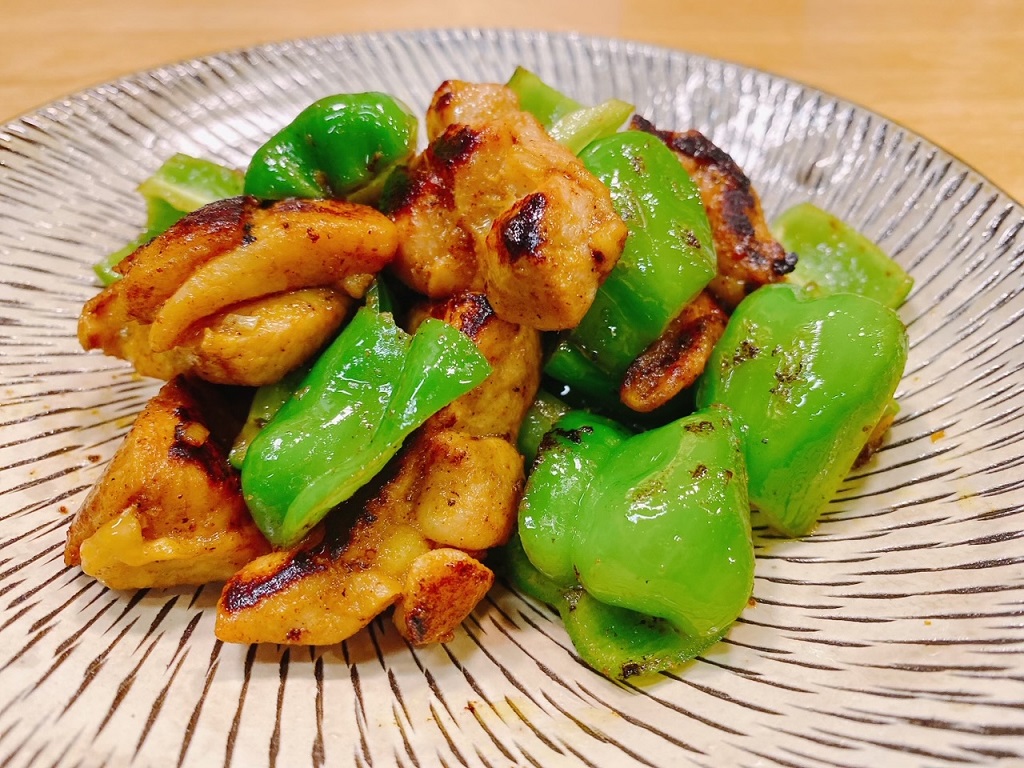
[574,405,754,639]
[696,283,909,537]
[241,288,491,548]
[518,410,631,587]
[499,533,723,680]
[772,202,914,308]
[95,153,244,284]
[506,66,582,125]
[506,66,634,155]
[515,389,571,467]
[228,278,401,470]
[545,130,716,398]
[227,363,308,470]
[507,404,753,677]
[243,92,417,201]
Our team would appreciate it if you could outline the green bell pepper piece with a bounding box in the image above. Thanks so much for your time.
[506,66,634,154]
[772,202,914,308]
[228,364,309,470]
[228,280,400,471]
[696,283,909,537]
[574,405,754,639]
[135,153,246,212]
[505,66,582,126]
[95,153,244,284]
[243,92,417,201]
[518,410,631,587]
[515,389,571,467]
[499,533,723,681]
[241,298,491,548]
[548,99,635,155]
[546,130,716,389]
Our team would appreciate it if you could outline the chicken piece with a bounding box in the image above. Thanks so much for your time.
[215,293,542,646]
[386,80,627,330]
[392,548,494,645]
[632,116,796,310]
[425,81,520,141]
[215,429,517,645]
[411,429,523,550]
[65,376,270,589]
[409,292,541,441]
[87,287,351,386]
[620,291,729,412]
[79,196,396,384]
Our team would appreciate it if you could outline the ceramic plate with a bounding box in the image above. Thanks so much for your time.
[1,28,1022,768]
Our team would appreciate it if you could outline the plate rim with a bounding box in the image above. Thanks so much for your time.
[3,26,1020,207]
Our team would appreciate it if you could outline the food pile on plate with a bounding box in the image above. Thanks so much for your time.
[65,68,911,680]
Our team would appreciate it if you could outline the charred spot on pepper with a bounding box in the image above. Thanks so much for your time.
[683,420,715,434]
[629,472,669,506]
[551,424,594,446]
[733,339,761,365]
[691,463,708,479]
[770,355,805,399]
[499,192,548,263]
[620,661,643,679]
[564,586,583,612]
[535,430,563,459]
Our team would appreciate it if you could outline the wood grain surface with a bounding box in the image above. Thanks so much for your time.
[3,0,1022,202]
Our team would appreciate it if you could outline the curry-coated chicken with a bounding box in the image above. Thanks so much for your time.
[64,376,271,589]
[384,80,627,331]
[620,290,728,412]
[79,196,397,386]
[215,293,542,646]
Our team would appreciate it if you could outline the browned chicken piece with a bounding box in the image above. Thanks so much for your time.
[408,292,540,442]
[64,376,270,589]
[87,287,352,386]
[386,80,627,330]
[215,293,542,646]
[425,81,520,141]
[620,291,729,413]
[79,196,397,385]
[632,116,796,310]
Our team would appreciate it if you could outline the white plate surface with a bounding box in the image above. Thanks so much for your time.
[1,28,1023,768]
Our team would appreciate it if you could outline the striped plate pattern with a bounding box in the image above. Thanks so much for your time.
[1,29,1023,768]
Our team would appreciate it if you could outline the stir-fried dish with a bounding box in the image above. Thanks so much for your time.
[66,68,912,680]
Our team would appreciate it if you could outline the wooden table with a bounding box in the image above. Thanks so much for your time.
[3,0,1022,203]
